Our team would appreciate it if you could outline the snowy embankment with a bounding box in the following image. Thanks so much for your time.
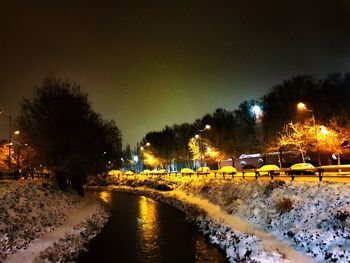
[0,180,110,262]
[89,175,350,262]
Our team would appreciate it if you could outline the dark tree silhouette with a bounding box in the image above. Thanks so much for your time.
[138,72,350,169]
[17,76,122,196]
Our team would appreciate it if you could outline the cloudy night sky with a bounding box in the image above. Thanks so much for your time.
[0,0,350,146]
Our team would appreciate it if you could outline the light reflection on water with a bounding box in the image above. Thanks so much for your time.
[99,191,112,204]
[137,196,159,261]
[79,191,227,263]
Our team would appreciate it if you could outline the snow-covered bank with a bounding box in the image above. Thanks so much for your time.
[89,184,314,262]
[0,180,109,262]
[181,179,350,262]
[88,175,350,262]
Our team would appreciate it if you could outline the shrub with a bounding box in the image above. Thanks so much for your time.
[335,210,350,222]
[155,183,173,191]
[264,181,285,196]
[276,198,293,214]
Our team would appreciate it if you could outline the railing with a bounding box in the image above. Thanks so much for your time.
[0,172,51,180]
[121,165,350,182]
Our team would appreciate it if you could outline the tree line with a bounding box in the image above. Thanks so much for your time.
[4,72,350,195]
[14,76,123,196]
[136,73,350,170]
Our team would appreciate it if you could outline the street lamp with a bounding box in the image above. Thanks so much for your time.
[132,155,139,173]
[251,105,263,124]
[140,142,151,151]
[140,142,151,170]
[0,109,12,172]
[297,102,321,166]
[13,130,22,172]
[196,124,211,168]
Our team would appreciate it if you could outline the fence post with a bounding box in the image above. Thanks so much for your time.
[318,168,323,182]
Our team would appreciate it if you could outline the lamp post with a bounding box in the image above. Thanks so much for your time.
[297,102,321,166]
[13,130,21,172]
[132,155,139,173]
[0,109,12,172]
[140,142,151,170]
[195,124,211,168]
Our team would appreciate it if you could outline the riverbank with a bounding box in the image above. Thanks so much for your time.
[0,180,110,262]
[88,175,350,262]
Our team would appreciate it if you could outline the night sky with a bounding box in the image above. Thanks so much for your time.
[1,0,350,147]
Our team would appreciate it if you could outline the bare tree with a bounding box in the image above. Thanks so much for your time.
[277,122,313,163]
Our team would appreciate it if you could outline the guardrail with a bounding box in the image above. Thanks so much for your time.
[0,172,51,180]
[125,165,350,182]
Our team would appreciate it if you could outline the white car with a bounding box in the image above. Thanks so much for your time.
[196,167,210,174]
[289,163,316,175]
[256,164,280,175]
[180,168,195,176]
[218,166,237,175]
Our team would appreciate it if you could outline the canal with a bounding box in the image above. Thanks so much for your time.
[77,191,227,263]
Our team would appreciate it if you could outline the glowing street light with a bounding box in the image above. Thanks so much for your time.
[320,125,328,135]
[197,124,211,168]
[140,142,151,170]
[0,109,12,172]
[297,102,308,111]
[251,105,263,124]
[140,142,151,151]
[13,129,23,172]
[132,155,139,173]
[297,102,321,166]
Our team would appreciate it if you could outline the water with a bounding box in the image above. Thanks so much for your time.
[77,191,227,263]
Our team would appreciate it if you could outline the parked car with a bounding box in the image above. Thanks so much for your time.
[107,170,123,176]
[158,169,168,175]
[256,164,280,176]
[196,167,210,175]
[218,166,237,175]
[150,169,158,175]
[288,163,316,175]
[180,168,195,176]
[141,169,151,175]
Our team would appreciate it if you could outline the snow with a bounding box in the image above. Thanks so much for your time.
[89,175,350,262]
[0,180,109,262]
[2,175,349,262]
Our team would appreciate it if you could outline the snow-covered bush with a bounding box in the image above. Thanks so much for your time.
[275,197,293,214]
[34,203,110,262]
[0,180,82,260]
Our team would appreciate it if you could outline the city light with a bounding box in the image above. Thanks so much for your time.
[297,102,307,111]
[133,155,139,163]
[251,105,263,123]
[320,125,328,135]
